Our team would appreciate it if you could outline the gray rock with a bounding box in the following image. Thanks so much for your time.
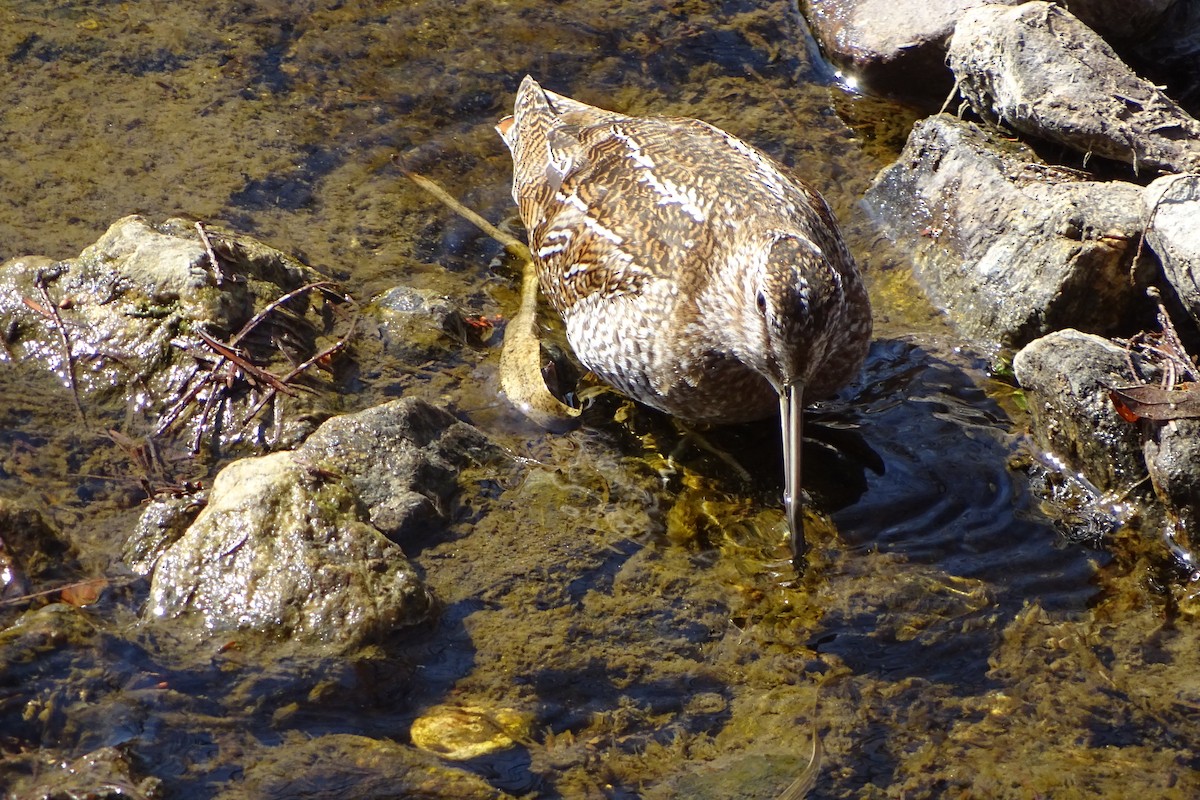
[1144,173,1200,328]
[1144,418,1200,557]
[0,215,340,450]
[300,397,497,539]
[145,449,434,646]
[949,2,1200,175]
[139,397,499,646]
[865,114,1145,349]
[800,0,1175,98]
[1012,329,1148,494]
[802,0,1017,96]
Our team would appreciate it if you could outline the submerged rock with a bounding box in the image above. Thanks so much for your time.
[1144,173,1200,329]
[239,733,515,800]
[949,2,1200,175]
[135,397,498,647]
[373,285,472,362]
[410,703,533,761]
[3,743,164,800]
[0,499,76,609]
[865,114,1145,349]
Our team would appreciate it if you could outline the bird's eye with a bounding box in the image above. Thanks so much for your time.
[755,291,768,315]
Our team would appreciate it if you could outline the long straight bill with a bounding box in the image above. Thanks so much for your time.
[780,382,805,559]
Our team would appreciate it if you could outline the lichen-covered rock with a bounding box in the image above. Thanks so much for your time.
[137,397,499,646]
[949,2,1200,174]
[0,215,344,450]
[1144,173,1200,328]
[1012,329,1148,495]
[865,115,1145,349]
[145,448,434,646]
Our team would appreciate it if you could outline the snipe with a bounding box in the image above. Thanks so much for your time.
[497,76,871,557]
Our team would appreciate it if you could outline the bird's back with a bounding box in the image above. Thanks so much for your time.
[497,76,870,421]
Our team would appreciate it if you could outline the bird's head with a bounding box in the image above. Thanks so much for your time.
[740,231,849,559]
[746,232,846,390]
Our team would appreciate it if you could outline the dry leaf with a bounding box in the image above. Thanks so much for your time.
[60,578,107,607]
[1109,382,1200,421]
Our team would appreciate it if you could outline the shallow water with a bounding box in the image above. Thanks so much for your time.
[2,1,1198,798]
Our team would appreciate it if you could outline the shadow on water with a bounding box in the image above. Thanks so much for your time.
[814,339,1100,689]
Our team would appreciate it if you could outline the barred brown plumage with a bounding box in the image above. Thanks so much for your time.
[497,76,871,558]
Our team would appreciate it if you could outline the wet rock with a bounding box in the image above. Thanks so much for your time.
[949,2,1200,175]
[5,743,164,800]
[143,448,431,647]
[0,500,75,607]
[138,397,499,646]
[0,215,345,451]
[801,0,1010,96]
[1144,174,1200,328]
[1012,329,1148,495]
[800,1,1175,99]
[239,733,515,800]
[122,494,206,576]
[865,114,1145,349]
[1143,418,1200,555]
[299,397,498,540]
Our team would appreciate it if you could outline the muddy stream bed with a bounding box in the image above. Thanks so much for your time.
[1,1,1198,798]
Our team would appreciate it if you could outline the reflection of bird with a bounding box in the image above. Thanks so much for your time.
[497,76,871,556]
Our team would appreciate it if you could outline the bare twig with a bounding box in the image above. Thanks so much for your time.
[194,328,299,396]
[196,221,227,286]
[33,268,86,424]
[241,291,359,424]
[229,280,338,347]
[401,165,530,258]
